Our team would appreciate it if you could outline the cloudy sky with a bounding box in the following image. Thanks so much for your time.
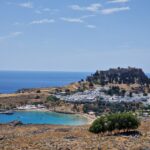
[0,0,150,72]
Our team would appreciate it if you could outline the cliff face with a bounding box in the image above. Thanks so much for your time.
[86,67,150,85]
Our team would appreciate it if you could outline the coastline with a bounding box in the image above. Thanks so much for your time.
[14,108,96,125]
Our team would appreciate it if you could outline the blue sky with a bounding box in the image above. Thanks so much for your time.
[0,0,150,72]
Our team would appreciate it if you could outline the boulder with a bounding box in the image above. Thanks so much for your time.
[9,120,23,127]
[0,136,4,141]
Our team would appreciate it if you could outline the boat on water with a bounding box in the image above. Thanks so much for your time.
[0,110,14,115]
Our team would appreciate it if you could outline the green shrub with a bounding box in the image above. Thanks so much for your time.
[36,90,41,93]
[46,95,59,103]
[32,101,43,106]
[35,95,40,99]
[89,116,107,133]
[83,104,89,113]
[89,112,140,134]
[143,93,148,96]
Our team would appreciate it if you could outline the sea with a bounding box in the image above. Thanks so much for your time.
[0,71,91,94]
[0,71,149,125]
[0,111,88,125]
[0,71,90,125]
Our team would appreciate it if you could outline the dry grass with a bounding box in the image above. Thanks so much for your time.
[0,119,150,150]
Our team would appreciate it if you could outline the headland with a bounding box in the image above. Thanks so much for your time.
[0,67,150,149]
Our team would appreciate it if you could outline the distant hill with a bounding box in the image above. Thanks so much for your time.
[86,67,150,86]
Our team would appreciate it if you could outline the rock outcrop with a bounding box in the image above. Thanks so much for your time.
[86,67,150,85]
[9,120,23,127]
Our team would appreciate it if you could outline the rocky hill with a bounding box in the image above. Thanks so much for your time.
[86,67,150,86]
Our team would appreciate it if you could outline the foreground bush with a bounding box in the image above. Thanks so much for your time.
[89,112,140,134]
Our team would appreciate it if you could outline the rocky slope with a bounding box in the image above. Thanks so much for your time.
[86,67,150,86]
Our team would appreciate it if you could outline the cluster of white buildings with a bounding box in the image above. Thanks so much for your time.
[17,104,45,110]
[55,86,150,104]
[56,87,102,103]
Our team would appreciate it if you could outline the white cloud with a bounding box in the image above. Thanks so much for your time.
[0,32,22,41]
[43,8,51,12]
[12,32,22,36]
[108,0,129,3]
[61,15,95,24]
[35,8,59,15]
[101,6,130,14]
[13,22,24,26]
[18,2,33,9]
[35,10,42,14]
[70,3,102,12]
[80,15,96,19]
[86,25,96,29]
[61,17,84,23]
[43,8,59,14]
[30,19,55,25]
[13,22,21,26]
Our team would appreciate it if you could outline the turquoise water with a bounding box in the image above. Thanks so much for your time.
[0,71,90,94]
[0,111,88,125]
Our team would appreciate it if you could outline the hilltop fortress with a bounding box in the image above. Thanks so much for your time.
[86,67,150,86]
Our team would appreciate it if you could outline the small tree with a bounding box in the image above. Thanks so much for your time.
[46,95,59,102]
[89,116,107,134]
[129,92,133,97]
[45,95,60,110]
[36,90,41,93]
[83,104,89,113]
[143,93,148,96]
[89,112,140,134]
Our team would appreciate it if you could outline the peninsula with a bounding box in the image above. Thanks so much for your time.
[0,67,150,150]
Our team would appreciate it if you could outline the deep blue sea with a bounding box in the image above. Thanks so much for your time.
[0,71,90,94]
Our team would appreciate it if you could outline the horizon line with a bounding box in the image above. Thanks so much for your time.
[0,69,92,73]
[0,67,150,73]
